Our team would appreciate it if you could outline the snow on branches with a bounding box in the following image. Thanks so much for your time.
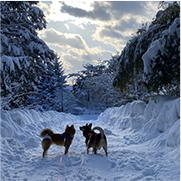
[1,2,61,109]
[113,2,180,97]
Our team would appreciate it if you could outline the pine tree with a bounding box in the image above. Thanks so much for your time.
[1,1,56,109]
[51,56,66,112]
[25,56,66,112]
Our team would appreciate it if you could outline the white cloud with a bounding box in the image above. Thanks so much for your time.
[39,28,114,74]
[57,1,159,51]
[60,47,113,74]
[38,1,94,25]
[39,28,87,49]
[91,2,159,50]
[37,1,159,74]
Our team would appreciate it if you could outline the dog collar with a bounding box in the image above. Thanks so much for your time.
[88,133,93,137]
[61,134,73,148]
[61,134,73,140]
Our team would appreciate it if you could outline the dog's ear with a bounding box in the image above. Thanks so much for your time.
[89,123,92,128]
[79,126,84,131]
[66,125,69,129]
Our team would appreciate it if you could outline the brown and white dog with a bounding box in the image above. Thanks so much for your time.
[40,125,76,157]
[79,123,108,156]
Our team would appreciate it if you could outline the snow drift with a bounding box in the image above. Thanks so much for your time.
[99,96,180,146]
[1,96,180,180]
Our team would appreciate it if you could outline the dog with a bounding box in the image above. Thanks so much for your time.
[79,123,108,156]
[40,125,76,157]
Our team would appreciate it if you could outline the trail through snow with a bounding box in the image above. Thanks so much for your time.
[1,96,180,181]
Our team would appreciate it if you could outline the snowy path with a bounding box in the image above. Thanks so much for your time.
[1,96,180,181]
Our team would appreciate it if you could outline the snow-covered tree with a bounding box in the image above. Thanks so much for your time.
[113,2,180,98]
[69,56,122,109]
[25,56,67,112]
[83,73,122,107]
[82,63,106,77]
[142,17,180,96]
[1,1,56,109]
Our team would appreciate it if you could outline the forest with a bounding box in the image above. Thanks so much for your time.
[1,1,180,114]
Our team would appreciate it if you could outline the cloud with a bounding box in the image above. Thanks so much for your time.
[107,1,146,18]
[115,18,139,32]
[60,1,156,22]
[40,1,158,49]
[61,3,90,18]
[39,28,87,49]
[60,1,159,50]
[99,27,124,39]
[38,28,114,74]
[37,1,159,74]
[60,1,111,21]
[60,47,113,74]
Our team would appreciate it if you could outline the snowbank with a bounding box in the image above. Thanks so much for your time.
[1,96,180,181]
[98,95,180,147]
[1,109,77,146]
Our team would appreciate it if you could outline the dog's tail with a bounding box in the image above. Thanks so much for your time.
[93,127,104,138]
[40,128,54,138]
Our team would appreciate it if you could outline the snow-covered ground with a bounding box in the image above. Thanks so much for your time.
[1,96,180,181]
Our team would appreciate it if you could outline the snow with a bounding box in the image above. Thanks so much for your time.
[1,55,29,72]
[13,58,22,70]
[1,96,180,181]
[142,17,180,77]
[1,55,14,72]
[1,34,8,46]
[142,39,162,74]
[169,18,180,37]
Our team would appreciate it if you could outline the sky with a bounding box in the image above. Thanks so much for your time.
[37,1,159,75]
